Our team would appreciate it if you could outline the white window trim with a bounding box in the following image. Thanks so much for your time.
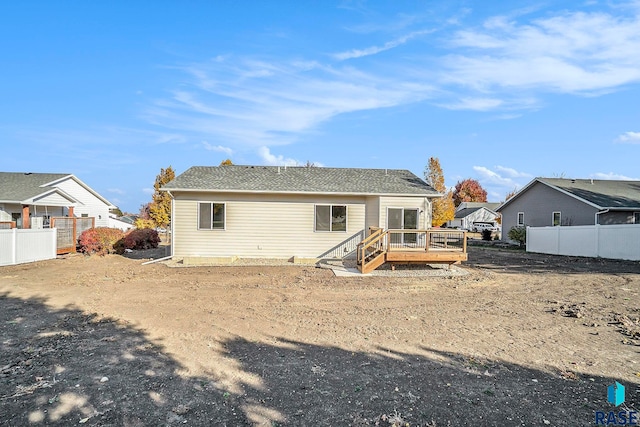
[314,204,348,232]
[517,212,524,226]
[552,211,561,227]
[197,202,226,231]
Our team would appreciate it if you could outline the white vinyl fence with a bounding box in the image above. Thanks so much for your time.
[0,228,57,266]
[527,224,640,261]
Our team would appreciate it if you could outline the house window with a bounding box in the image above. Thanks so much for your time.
[517,212,524,226]
[198,202,225,230]
[81,214,89,218]
[315,205,347,232]
[552,212,561,226]
[634,212,640,224]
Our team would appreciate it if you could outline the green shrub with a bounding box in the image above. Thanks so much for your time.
[507,226,527,247]
[78,227,125,256]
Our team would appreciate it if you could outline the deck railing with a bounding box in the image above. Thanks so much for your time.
[356,228,467,273]
[356,227,386,266]
[386,229,467,252]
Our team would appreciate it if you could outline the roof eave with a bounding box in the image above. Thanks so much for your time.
[43,174,115,207]
[162,188,440,197]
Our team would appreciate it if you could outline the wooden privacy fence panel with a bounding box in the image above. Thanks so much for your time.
[51,217,95,254]
[0,229,57,266]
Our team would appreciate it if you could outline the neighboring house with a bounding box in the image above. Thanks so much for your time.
[108,213,135,232]
[447,202,501,230]
[497,177,640,236]
[0,172,114,228]
[162,165,441,259]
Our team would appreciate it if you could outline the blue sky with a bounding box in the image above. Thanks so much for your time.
[2,1,640,212]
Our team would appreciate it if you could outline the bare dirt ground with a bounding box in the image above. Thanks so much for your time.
[1,245,639,426]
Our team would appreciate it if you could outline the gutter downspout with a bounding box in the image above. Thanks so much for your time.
[167,190,174,258]
[595,209,609,225]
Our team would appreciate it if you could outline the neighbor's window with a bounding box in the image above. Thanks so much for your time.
[634,212,640,224]
[517,212,524,226]
[552,212,561,226]
[199,202,225,230]
[315,205,347,232]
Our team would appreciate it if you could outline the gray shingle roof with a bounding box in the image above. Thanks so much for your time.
[499,177,640,211]
[0,172,71,202]
[539,178,640,209]
[454,207,482,218]
[163,166,439,196]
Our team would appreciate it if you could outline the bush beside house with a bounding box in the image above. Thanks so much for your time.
[78,228,160,256]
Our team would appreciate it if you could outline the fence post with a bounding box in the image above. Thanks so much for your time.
[52,228,57,258]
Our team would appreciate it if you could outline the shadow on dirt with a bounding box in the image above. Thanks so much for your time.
[466,246,640,275]
[1,294,637,426]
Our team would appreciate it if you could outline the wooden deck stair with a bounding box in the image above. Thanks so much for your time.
[356,228,468,273]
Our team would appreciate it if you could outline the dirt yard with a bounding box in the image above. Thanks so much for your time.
[1,246,639,426]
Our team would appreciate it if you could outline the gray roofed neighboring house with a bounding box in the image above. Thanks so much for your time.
[0,172,114,228]
[533,178,640,209]
[0,172,76,204]
[454,207,486,219]
[163,165,439,196]
[497,177,640,237]
[455,202,501,213]
[447,202,501,231]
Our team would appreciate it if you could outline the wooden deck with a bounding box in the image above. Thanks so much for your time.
[356,228,468,273]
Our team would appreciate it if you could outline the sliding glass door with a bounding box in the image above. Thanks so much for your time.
[388,208,419,246]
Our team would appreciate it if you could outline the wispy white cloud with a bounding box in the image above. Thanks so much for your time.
[146,58,436,148]
[472,165,533,201]
[257,146,300,166]
[141,4,640,155]
[440,97,503,111]
[591,172,639,180]
[442,9,640,96]
[107,188,125,195]
[333,29,433,60]
[142,188,154,195]
[494,166,532,179]
[616,131,640,143]
[202,142,233,155]
[473,166,520,187]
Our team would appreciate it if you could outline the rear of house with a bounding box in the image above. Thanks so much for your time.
[163,166,440,260]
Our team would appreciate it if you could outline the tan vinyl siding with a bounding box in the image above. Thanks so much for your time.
[173,192,366,258]
[365,196,380,229]
[379,196,430,229]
